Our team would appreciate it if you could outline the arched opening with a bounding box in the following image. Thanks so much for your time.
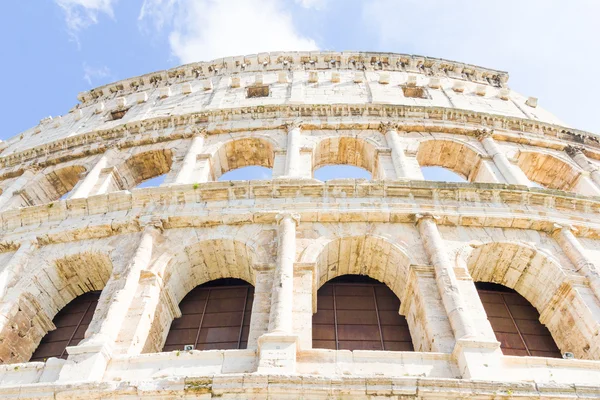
[218,166,272,181]
[313,137,377,180]
[135,174,167,189]
[313,275,413,351]
[29,291,101,361]
[314,165,371,181]
[20,165,86,206]
[212,138,274,181]
[162,278,254,352]
[120,149,173,189]
[476,282,561,358]
[417,140,482,182]
[516,152,580,191]
[420,166,467,183]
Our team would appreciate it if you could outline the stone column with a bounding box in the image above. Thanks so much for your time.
[68,152,111,199]
[380,122,413,179]
[477,130,532,186]
[268,213,299,333]
[553,224,600,301]
[173,130,206,185]
[257,213,300,373]
[416,214,475,340]
[58,222,161,382]
[283,121,302,178]
[0,170,35,211]
[566,146,600,188]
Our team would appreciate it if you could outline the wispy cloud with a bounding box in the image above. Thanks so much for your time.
[83,63,112,86]
[294,0,327,10]
[55,0,117,37]
[139,0,318,64]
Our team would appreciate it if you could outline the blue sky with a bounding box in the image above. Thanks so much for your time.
[1,1,599,185]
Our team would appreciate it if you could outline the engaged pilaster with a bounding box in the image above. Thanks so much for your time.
[173,128,207,185]
[552,224,600,301]
[57,220,162,382]
[566,145,600,191]
[257,213,300,373]
[379,122,420,179]
[477,130,532,186]
[0,170,35,211]
[282,120,303,178]
[68,152,112,199]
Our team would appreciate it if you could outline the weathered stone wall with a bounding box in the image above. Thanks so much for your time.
[1,51,600,398]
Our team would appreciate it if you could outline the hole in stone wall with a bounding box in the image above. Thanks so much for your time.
[314,165,371,181]
[218,166,272,181]
[110,108,130,121]
[420,166,467,183]
[402,86,427,99]
[247,85,270,98]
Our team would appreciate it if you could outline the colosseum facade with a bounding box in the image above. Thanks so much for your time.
[0,51,600,398]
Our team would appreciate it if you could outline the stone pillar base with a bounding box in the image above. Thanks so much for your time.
[57,341,113,382]
[256,333,299,374]
[452,337,503,380]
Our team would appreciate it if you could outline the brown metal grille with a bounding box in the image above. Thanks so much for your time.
[313,275,413,351]
[476,282,561,358]
[30,291,100,362]
[163,279,253,352]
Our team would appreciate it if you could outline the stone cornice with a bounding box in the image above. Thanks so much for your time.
[77,51,510,104]
[2,103,599,172]
[3,180,600,248]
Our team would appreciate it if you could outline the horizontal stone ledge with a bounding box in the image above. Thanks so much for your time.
[3,102,600,169]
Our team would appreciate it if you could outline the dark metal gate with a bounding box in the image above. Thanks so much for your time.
[313,276,413,351]
[30,291,101,362]
[163,279,253,352]
[476,282,561,358]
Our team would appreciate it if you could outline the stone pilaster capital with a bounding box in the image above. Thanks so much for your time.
[551,223,578,236]
[276,213,301,226]
[378,121,400,134]
[284,119,303,132]
[142,215,165,233]
[414,213,440,225]
[475,128,494,141]
[565,145,585,158]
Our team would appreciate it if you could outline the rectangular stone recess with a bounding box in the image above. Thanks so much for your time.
[401,86,427,99]
[313,282,413,351]
[478,287,562,358]
[163,285,253,351]
[247,85,270,98]
[30,291,101,361]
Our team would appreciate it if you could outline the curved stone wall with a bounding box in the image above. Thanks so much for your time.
[0,51,600,398]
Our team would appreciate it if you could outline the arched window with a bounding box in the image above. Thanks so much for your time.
[29,291,100,362]
[516,151,579,191]
[218,166,272,181]
[421,166,467,183]
[313,275,413,351]
[121,149,173,190]
[162,278,254,352]
[476,282,561,358]
[313,137,377,180]
[417,140,482,182]
[314,165,371,181]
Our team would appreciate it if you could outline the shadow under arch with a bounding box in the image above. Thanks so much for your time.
[20,165,87,206]
[120,148,173,189]
[211,137,275,181]
[313,136,378,179]
[516,151,581,191]
[466,241,599,359]
[0,252,113,364]
[417,139,484,181]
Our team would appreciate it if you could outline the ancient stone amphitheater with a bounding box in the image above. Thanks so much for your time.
[1,51,600,399]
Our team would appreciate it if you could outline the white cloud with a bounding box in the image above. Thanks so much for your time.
[139,0,318,64]
[294,0,327,10]
[83,63,112,86]
[361,0,600,132]
[55,0,117,33]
